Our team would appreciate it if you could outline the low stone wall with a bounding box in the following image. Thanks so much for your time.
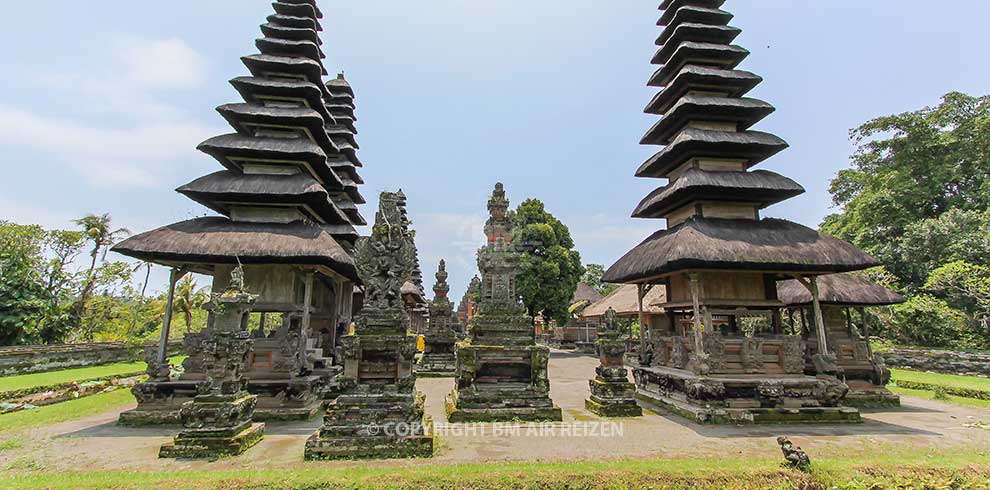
[882,348,990,377]
[0,341,182,377]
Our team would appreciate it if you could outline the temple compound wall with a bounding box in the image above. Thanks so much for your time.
[0,341,183,377]
[883,349,990,378]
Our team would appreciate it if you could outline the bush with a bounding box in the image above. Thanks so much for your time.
[887,295,969,348]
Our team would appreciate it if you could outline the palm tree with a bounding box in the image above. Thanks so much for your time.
[72,213,130,324]
[132,261,153,298]
[172,276,209,335]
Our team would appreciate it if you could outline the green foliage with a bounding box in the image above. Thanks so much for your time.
[510,199,585,326]
[0,389,135,436]
[0,222,49,345]
[887,295,970,348]
[822,92,990,290]
[172,275,210,336]
[581,264,620,296]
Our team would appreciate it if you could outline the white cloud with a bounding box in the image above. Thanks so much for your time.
[0,105,216,189]
[115,37,206,89]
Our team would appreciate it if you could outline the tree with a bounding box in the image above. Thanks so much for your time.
[510,199,585,326]
[821,92,990,290]
[0,222,48,345]
[72,213,130,328]
[581,264,620,296]
[926,261,990,345]
[38,229,85,343]
[888,295,970,348]
[172,275,209,335]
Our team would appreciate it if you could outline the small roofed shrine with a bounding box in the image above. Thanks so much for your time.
[456,276,481,330]
[586,308,643,418]
[551,283,605,352]
[159,266,265,459]
[580,284,667,360]
[416,260,463,377]
[305,192,434,460]
[778,273,906,407]
[603,0,880,424]
[397,191,430,334]
[446,184,563,422]
[114,0,364,423]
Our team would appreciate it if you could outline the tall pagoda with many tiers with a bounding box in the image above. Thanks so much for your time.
[603,0,880,424]
[115,0,367,423]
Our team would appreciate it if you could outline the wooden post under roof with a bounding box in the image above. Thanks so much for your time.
[796,275,829,357]
[688,273,705,362]
[157,267,188,367]
[300,269,315,361]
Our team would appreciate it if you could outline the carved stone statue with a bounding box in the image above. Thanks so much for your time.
[586,308,642,417]
[777,436,811,471]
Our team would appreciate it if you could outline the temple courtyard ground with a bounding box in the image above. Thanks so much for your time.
[2,351,989,488]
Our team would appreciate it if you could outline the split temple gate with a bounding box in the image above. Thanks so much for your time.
[114,0,366,423]
[603,0,880,424]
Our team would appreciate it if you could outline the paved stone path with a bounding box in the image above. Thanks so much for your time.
[3,350,989,472]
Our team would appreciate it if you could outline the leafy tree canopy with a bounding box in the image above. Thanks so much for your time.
[581,264,620,296]
[510,199,585,326]
[822,92,990,290]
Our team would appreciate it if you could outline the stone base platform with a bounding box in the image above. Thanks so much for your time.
[415,354,457,378]
[304,391,435,461]
[159,422,265,459]
[843,387,901,408]
[445,387,563,423]
[585,397,642,418]
[633,365,862,425]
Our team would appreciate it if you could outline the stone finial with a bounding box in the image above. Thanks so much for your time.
[354,192,416,312]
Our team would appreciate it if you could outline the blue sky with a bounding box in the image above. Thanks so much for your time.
[2,0,988,301]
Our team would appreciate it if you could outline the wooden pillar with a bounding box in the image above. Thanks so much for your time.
[860,306,873,357]
[689,273,705,356]
[637,283,646,353]
[299,270,315,362]
[259,312,268,334]
[807,276,829,356]
[157,268,186,366]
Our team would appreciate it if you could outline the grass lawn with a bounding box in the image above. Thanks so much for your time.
[0,356,186,395]
[0,389,135,435]
[890,369,990,392]
[3,452,989,489]
[889,386,990,410]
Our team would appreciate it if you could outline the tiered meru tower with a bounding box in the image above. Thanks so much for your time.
[603,0,880,424]
[115,0,366,423]
[446,184,563,422]
[416,260,462,377]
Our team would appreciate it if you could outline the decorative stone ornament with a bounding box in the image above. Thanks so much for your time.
[586,308,643,417]
[305,192,434,460]
[416,260,462,377]
[159,266,265,459]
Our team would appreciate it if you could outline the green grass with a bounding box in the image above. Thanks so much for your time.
[889,386,990,410]
[0,389,135,435]
[2,451,989,489]
[0,356,186,396]
[0,435,25,452]
[891,369,990,392]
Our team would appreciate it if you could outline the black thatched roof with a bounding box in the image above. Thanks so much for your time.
[636,128,788,178]
[279,0,323,18]
[646,65,761,108]
[603,217,880,284]
[267,14,320,32]
[256,37,326,68]
[217,103,338,152]
[778,273,905,306]
[197,133,345,190]
[241,54,328,95]
[632,169,804,219]
[273,2,321,20]
[659,5,732,28]
[326,76,356,96]
[656,21,740,48]
[261,22,322,45]
[573,282,605,305]
[659,0,725,11]
[229,76,331,121]
[177,171,351,226]
[650,42,748,86]
[112,217,357,280]
[641,95,774,145]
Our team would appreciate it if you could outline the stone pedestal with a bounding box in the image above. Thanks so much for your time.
[160,286,265,459]
[586,313,642,417]
[416,331,458,377]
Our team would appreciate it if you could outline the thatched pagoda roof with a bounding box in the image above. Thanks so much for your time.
[573,282,605,305]
[632,168,804,219]
[113,217,357,280]
[603,217,880,284]
[777,273,906,307]
[636,128,788,178]
[641,95,774,145]
[581,284,667,319]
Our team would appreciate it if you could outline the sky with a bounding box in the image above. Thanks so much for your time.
[1,0,988,302]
